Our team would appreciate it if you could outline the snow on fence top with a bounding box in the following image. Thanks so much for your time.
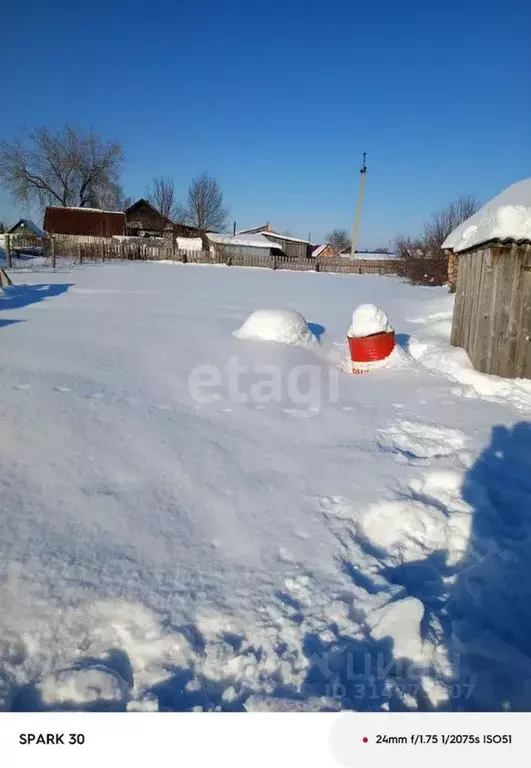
[340,251,398,261]
[207,233,275,249]
[443,178,531,253]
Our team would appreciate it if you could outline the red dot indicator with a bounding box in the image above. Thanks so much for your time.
[363,737,368,743]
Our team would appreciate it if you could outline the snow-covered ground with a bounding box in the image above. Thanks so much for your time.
[0,262,530,713]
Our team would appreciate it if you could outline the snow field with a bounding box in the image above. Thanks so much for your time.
[0,262,530,712]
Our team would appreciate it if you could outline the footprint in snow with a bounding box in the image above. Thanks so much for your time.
[377,419,467,461]
[54,385,71,393]
[12,383,30,391]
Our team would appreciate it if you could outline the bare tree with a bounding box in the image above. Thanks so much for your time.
[395,193,481,286]
[146,177,178,220]
[325,228,351,254]
[423,194,481,255]
[0,125,123,210]
[95,183,132,211]
[176,173,229,233]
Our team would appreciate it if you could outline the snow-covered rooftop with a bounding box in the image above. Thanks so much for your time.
[207,233,275,249]
[261,231,311,245]
[443,178,531,253]
[8,219,46,238]
[237,227,311,245]
[48,206,123,215]
[311,244,328,258]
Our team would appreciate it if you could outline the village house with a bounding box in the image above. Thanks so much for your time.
[238,223,313,260]
[206,233,283,260]
[7,219,46,239]
[125,199,200,239]
[311,243,336,259]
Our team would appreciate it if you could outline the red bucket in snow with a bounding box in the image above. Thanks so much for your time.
[348,330,395,368]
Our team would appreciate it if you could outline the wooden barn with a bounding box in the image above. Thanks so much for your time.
[238,223,312,260]
[44,206,125,237]
[443,178,531,379]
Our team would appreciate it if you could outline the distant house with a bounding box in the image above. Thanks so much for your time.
[7,219,46,238]
[238,223,313,259]
[207,232,283,260]
[125,199,200,238]
[43,207,125,237]
[311,243,336,259]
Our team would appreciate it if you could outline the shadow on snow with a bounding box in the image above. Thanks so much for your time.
[0,283,72,312]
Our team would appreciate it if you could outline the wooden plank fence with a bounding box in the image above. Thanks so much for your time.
[2,233,425,278]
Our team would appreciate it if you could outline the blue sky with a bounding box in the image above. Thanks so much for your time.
[2,0,530,247]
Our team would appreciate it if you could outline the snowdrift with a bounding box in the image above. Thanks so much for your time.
[233,308,318,348]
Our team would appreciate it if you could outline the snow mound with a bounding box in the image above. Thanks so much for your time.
[233,308,318,347]
[443,178,531,252]
[347,303,392,337]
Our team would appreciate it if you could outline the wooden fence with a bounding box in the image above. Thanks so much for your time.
[3,233,410,277]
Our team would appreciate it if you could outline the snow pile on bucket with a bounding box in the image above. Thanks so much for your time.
[233,308,318,348]
[347,303,393,337]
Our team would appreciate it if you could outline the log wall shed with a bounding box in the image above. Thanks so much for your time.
[451,242,531,378]
[444,178,531,380]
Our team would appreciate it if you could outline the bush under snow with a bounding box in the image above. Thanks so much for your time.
[233,308,318,347]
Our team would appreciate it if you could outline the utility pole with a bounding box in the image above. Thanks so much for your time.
[351,152,367,257]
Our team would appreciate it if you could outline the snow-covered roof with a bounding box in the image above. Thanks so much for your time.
[443,178,531,253]
[311,244,328,258]
[237,224,269,235]
[7,219,46,238]
[58,206,121,214]
[207,233,275,249]
[261,231,311,245]
[237,227,311,245]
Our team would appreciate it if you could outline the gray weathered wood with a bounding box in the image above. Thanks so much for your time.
[451,242,531,379]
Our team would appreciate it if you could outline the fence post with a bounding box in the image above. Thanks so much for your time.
[5,235,12,268]
[51,236,56,268]
[315,258,320,273]
[102,239,106,262]
[77,241,82,264]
